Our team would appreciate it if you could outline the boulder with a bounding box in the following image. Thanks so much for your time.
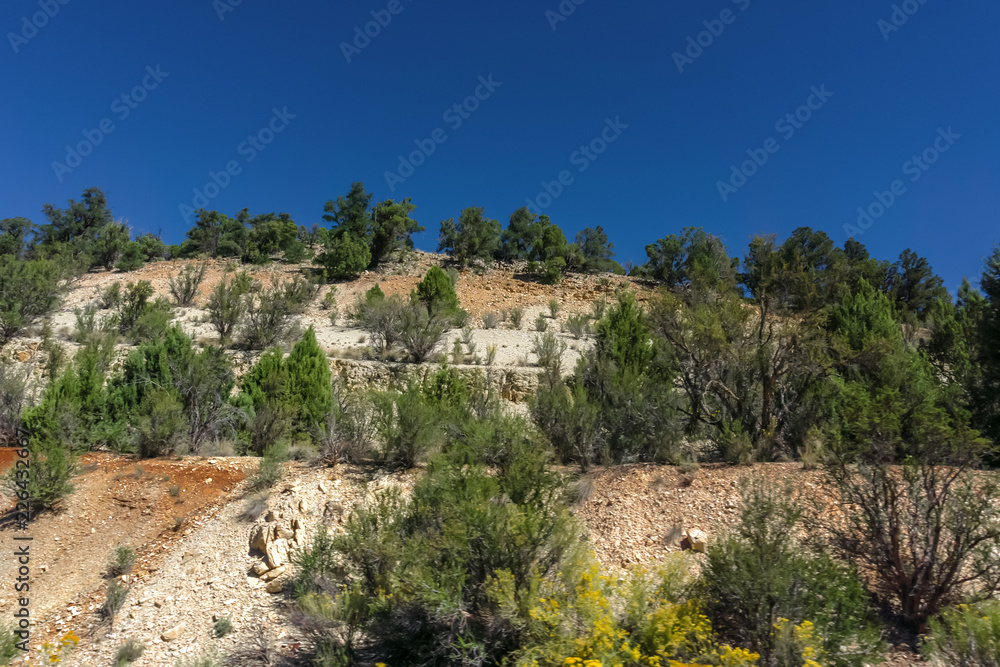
[266,576,288,593]
[682,529,708,553]
[265,538,290,569]
[249,525,270,552]
[261,565,287,582]
[161,623,185,641]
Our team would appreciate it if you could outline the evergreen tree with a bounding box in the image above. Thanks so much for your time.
[888,248,949,319]
[977,247,1000,445]
[498,207,546,261]
[244,211,300,264]
[843,238,893,295]
[323,181,373,242]
[413,266,460,315]
[39,186,114,249]
[528,222,582,283]
[576,225,623,274]
[369,197,423,266]
[91,221,131,270]
[0,217,36,258]
[0,256,62,348]
[316,232,371,280]
[286,326,333,430]
[438,207,502,266]
[824,280,1000,631]
[776,227,848,311]
[639,227,736,291]
[180,209,248,258]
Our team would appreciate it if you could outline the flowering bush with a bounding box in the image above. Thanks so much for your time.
[924,601,1000,666]
[498,552,759,667]
[28,631,79,665]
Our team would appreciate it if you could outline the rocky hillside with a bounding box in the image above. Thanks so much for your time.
[6,251,636,403]
[0,255,922,666]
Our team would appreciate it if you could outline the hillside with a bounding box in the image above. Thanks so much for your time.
[5,251,635,400]
[0,255,926,666]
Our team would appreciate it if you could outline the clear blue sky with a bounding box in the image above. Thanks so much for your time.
[2,0,997,291]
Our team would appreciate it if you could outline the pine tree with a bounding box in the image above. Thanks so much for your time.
[286,326,332,430]
[414,266,460,315]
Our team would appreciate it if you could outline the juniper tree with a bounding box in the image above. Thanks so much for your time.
[286,326,333,430]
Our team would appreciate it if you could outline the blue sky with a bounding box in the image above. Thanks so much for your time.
[2,0,997,291]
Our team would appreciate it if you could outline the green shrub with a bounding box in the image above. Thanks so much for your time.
[283,275,319,314]
[591,297,607,320]
[107,545,136,578]
[400,302,448,363]
[206,272,249,346]
[113,280,154,335]
[101,580,129,622]
[73,305,111,343]
[925,601,1000,666]
[126,297,173,344]
[540,259,565,285]
[0,362,30,444]
[509,307,524,329]
[40,327,66,380]
[533,333,566,373]
[372,385,443,468]
[594,290,654,374]
[240,279,297,350]
[437,206,502,267]
[531,378,601,470]
[5,439,78,512]
[0,638,16,667]
[0,256,62,348]
[548,298,560,318]
[0,624,19,666]
[321,286,339,324]
[701,479,883,666]
[247,443,287,492]
[135,233,167,263]
[22,336,118,452]
[100,281,122,309]
[135,389,187,457]
[282,239,309,263]
[534,313,549,332]
[332,389,377,462]
[363,283,384,304]
[115,241,146,272]
[483,311,499,329]
[212,616,233,638]
[317,232,371,281]
[168,262,207,307]
[535,291,680,467]
[293,426,580,666]
[420,365,472,416]
[90,222,131,271]
[107,325,236,453]
[113,637,144,666]
[236,348,293,454]
[354,291,405,358]
[565,313,591,339]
